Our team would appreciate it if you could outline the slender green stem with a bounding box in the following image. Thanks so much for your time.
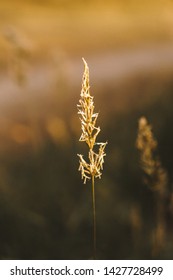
[92,175,96,259]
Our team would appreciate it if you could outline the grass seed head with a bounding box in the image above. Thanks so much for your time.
[77,58,107,184]
[136,116,167,193]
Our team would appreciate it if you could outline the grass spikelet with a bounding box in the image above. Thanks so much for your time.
[77,58,107,184]
[136,116,167,193]
[136,116,168,257]
[77,58,107,259]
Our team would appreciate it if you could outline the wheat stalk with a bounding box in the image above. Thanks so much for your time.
[77,58,107,259]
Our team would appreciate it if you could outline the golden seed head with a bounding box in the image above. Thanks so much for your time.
[136,116,167,193]
[136,116,157,175]
[77,58,107,183]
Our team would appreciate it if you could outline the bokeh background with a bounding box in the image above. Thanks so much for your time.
[1,0,173,259]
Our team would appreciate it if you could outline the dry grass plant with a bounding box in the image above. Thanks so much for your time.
[136,116,168,257]
[77,58,107,259]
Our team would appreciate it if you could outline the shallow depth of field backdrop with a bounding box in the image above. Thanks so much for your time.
[1,0,173,259]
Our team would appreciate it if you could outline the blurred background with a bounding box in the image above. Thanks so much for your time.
[1,0,173,259]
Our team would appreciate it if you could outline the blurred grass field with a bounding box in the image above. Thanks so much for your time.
[1,0,173,259]
[1,0,173,58]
